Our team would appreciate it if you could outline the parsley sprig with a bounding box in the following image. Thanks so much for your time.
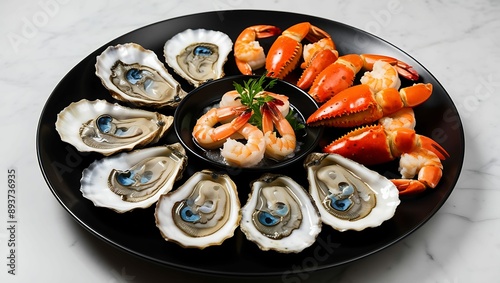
[232,74,305,131]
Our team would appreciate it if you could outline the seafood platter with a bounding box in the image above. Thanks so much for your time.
[37,10,464,276]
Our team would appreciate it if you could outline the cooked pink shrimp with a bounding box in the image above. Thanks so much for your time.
[192,106,251,149]
[379,107,443,195]
[379,107,416,131]
[221,123,265,167]
[261,101,296,160]
[360,60,401,93]
[234,25,281,75]
[392,147,443,194]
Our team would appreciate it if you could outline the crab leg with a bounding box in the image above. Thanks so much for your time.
[266,22,332,79]
[297,47,338,89]
[323,121,449,195]
[307,83,433,128]
[308,54,419,103]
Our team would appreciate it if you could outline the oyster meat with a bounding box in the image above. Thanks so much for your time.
[304,153,400,231]
[80,143,187,213]
[164,29,233,87]
[95,43,186,108]
[55,99,173,156]
[240,174,322,253]
[155,170,240,249]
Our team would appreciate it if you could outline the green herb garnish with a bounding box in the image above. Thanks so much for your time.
[232,74,305,131]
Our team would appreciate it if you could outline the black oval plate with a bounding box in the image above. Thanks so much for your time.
[37,10,464,276]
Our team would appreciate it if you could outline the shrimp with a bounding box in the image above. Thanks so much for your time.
[219,90,243,108]
[360,60,401,93]
[234,25,281,75]
[261,101,296,160]
[379,107,416,131]
[380,107,444,195]
[221,123,265,167]
[192,106,251,149]
[219,90,290,117]
[392,147,443,194]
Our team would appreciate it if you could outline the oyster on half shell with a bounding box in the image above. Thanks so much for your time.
[304,153,400,232]
[55,99,173,156]
[240,174,322,253]
[95,43,186,108]
[164,29,233,87]
[80,143,187,213]
[155,170,240,249]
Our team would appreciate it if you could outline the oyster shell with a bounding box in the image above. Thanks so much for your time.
[155,170,240,249]
[55,99,173,156]
[95,43,186,108]
[80,143,187,213]
[240,174,322,253]
[164,29,233,87]
[304,153,400,231]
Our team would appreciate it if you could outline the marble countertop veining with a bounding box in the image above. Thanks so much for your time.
[1,0,499,282]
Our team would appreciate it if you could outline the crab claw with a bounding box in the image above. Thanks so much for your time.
[324,125,395,165]
[323,125,447,164]
[307,83,433,128]
[266,22,331,79]
[307,54,419,103]
[324,124,448,195]
[297,48,338,89]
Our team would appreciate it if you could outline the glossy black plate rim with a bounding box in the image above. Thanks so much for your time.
[36,9,465,276]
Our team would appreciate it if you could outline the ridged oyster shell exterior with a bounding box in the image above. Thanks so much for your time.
[95,43,186,108]
[304,153,400,232]
[240,174,322,253]
[55,99,173,156]
[80,143,187,213]
[163,29,233,87]
[155,170,240,249]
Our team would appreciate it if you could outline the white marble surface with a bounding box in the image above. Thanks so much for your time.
[1,0,499,282]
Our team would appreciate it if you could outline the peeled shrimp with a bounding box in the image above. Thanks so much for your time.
[221,123,265,167]
[360,60,401,93]
[379,107,445,195]
[192,106,250,149]
[393,147,443,194]
[379,107,416,131]
[261,101,296,160]
[234,25,281,75]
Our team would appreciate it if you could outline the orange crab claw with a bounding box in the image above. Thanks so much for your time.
[266,22,331,79]
[323,125,446,164]
[324,124,448,195]
[307,83,433,128]
[323,124,395,165]
[307,54,420,103]
[297,48,339,89]
[307,54,363,103]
